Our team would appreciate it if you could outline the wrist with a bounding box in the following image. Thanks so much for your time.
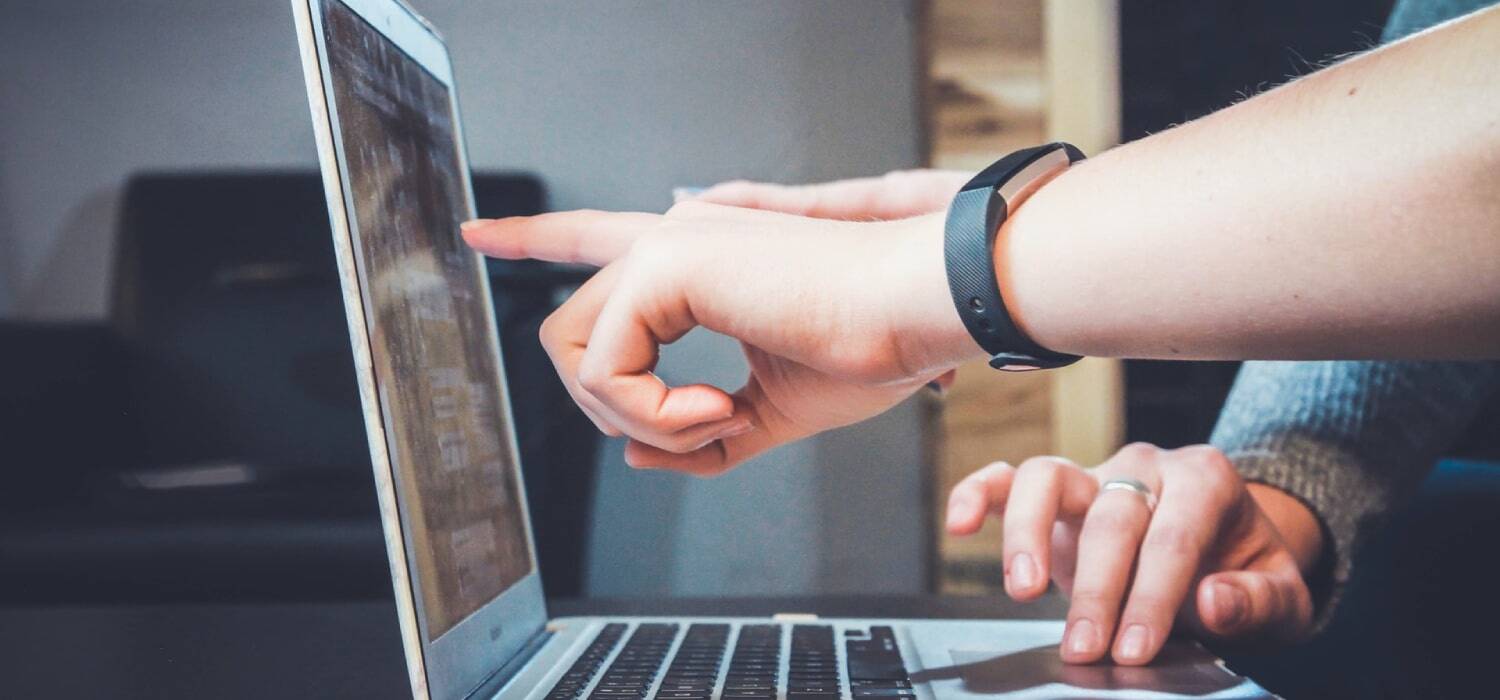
[1247,482,1325,575]
[990,165,1075,356]
[947,143,1085,371]
[882,213,988,376]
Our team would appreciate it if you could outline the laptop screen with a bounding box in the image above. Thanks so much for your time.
[323,0,533,640]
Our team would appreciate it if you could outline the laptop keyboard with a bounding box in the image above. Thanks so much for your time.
[545,622,913,700]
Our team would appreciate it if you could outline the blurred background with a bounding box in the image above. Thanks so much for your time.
[0,0,1396,611]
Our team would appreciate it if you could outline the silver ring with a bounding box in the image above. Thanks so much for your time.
[1099,478,1157,512]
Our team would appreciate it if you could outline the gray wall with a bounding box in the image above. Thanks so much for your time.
[0,0,930,596]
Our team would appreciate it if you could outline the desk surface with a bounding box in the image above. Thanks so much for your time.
[0,595,1066,700]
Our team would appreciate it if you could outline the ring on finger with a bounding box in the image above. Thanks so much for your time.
[1097,478,1157,513]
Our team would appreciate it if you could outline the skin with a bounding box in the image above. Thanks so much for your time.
[944,445,1322,666]
[983,6,1500,363]
[461,4,1499,665]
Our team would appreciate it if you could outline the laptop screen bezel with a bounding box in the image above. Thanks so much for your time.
[292,0,548,697]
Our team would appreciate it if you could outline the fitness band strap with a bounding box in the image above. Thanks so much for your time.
[943,142,1086,371]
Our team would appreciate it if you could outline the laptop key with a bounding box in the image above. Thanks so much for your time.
[789,684,840,693]
[846,638,909,681]
[548,625,635,700]
[725,676,776,685]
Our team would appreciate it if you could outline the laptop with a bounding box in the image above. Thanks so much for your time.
[290,1,1273,698]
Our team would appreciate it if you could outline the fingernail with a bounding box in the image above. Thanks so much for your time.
[1009,553,1037,592]
[1212,581,1247,628]
[1066,618,1097,656]
[672,187,706,203]
[1118,624,1150,661]
[459,218,493,231]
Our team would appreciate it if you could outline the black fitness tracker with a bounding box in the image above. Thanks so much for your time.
[943,142,1086,371]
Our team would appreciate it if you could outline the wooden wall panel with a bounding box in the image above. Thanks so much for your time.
[925,0,1122,593]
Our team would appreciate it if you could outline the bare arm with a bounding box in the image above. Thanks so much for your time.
[988,5,1500,361]
[461,7,1499,476]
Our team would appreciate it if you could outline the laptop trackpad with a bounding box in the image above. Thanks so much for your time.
[926,645,1248,697]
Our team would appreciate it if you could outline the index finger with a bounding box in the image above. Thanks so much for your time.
[461,210,661,267]
[945,461,1018,535]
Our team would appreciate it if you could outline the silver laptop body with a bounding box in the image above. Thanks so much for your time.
[291,1,1272,698]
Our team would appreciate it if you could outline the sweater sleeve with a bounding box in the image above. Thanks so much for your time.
[1209,361,1500,627]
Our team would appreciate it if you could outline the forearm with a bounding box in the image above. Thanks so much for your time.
[1001,5,1500,360]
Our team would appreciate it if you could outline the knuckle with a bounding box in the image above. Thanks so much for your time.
[632,228,674,254]
[630,229,689,268]
[827,342,893,382]
[537,313,562,346]
[975,461,1015,483]
[945,486,975,510]
[1068,588,1120,612]
[665,199,714,219]
[575,359,610,395]
[1124,593,1180,621]
[538,308,558,333]
[1180,444,1239,483]
[1119,441,1161,462]
[661,435,703,455]
[1143,523,1199,558]
[1018,455,1068,479]
[952,473,986,498]
[1167,446,1242,511]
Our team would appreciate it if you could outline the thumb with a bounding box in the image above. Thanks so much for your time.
[1195,568,1313,642]
[621,379,797,477]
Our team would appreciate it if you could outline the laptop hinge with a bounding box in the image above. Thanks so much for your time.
[465,626,554,700]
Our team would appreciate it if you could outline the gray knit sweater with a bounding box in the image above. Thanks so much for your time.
[1207,0,1500,626]
[1210,362,1500,622]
